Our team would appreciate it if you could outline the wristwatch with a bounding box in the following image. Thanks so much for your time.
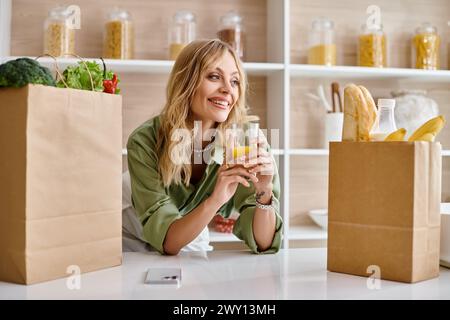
[255,193,275,211]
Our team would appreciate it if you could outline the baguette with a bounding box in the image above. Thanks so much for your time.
[342,84,362,141]
[342,84,378,141]
[358,85,378,141]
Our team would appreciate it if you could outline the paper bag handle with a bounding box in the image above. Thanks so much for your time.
[36,53,95,91]
[35,54,68,88]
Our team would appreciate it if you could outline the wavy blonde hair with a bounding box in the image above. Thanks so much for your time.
[157,39,252,187]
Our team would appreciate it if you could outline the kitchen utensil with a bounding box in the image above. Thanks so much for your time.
[331,82,342,112]
[317,84,332,112]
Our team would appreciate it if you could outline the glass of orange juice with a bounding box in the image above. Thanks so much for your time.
[226,122,259,165]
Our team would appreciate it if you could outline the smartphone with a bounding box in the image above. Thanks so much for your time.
[144,267,182,286]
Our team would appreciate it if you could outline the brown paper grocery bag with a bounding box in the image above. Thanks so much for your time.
[328,142,441,283]
[0,84,123,284]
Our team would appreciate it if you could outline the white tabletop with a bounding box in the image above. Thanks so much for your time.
[1,248,449,300]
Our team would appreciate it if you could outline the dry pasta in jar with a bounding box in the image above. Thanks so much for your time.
[358,24,386,67]
[43,6,75,57]
[412,23,440,70]
[103,9,134,59]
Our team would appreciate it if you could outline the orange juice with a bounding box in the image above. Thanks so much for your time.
[232,146,250,159]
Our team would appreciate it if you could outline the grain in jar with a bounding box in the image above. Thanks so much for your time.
[168,11,196,60]
[412,23,440,70]
[307,18,336,66]
[358,24,387,67]
[448,42,450,70]
[103,9,134,59]
[43,6,75,57]
[217,11,245,60]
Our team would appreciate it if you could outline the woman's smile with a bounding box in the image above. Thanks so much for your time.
[208,97,231,110]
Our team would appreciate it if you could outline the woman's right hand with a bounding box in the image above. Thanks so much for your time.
[210,164,259,207]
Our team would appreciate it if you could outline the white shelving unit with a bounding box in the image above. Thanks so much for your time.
[290,64,450,82]
[0,56,285,76]
[288,148,450,156]
[1,0,449,246]
[288,225,327,241]
[121,148,285,156]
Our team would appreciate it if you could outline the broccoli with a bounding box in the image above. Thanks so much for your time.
[0,57,56,88]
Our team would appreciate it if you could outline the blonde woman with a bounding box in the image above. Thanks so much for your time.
[126,39,282,255]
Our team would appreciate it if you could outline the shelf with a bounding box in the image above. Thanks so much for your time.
[289,203,449,241]
[288,225,328,241]
[211,203,449,242]
[289,148,450,157]
[7,55,450,81]
[123,148,449,156]
[289,148,329,156]
[211,225,329,242]
[209,230,241,243]
[122,148,284,156]
[290,64,450,83]
[2,56,284,76]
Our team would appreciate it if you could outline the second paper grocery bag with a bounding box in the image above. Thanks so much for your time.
[0,84,123,284]
[327,141,441,283]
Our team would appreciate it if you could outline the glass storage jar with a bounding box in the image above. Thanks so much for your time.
[217,10,245,60]
[43,6,76,57]
[358,23,387,67]
[169,10,196,60]
[412,22,440,70]
[307,17,336,66]
[392,90,439,139]
[103,8,134,59]
[448,24,450,70]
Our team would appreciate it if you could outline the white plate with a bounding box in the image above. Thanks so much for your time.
[308,209,328,230]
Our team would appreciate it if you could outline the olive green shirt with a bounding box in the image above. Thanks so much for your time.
[126,115,283,254]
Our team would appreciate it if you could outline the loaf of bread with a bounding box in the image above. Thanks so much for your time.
[342,84,378,142]
[358,85,378,141]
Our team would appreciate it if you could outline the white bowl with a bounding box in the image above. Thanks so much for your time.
[308,209,328,229]
[441,203,450,268]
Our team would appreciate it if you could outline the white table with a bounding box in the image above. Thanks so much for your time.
[1,248,449,300]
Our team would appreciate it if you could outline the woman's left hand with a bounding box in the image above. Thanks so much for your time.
[244,134,274,193]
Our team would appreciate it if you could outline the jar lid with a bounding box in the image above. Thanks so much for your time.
[107,7,131,21]
[311,17,334,30]
[361,23,383,32]
[49,6,72,19]
[220,10,243,26]
[173,10,196,23]
[415,22,437,34]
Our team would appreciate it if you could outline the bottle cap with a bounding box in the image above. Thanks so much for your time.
[377,98,396,109]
